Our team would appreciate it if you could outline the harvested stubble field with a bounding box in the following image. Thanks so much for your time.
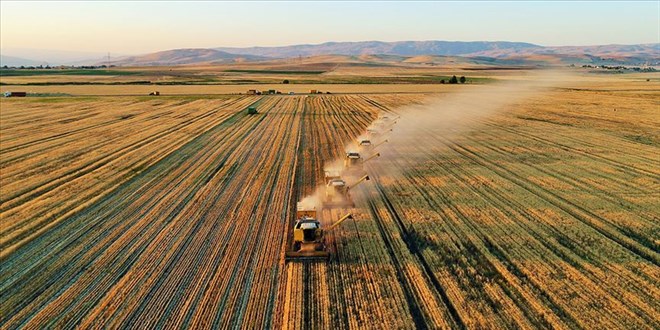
[1,77,658,329]
[0,83,454,96]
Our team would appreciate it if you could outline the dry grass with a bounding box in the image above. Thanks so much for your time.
[0,73,658,328]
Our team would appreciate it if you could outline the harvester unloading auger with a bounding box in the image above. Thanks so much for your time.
[285,203,354,261]
[371,139,388,150]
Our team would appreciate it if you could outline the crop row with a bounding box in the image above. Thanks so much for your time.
[2,87,656,328]
[357,89,658,328]
[0,94,424,328]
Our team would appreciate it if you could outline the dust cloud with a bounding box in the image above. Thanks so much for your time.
[297,70,576,214]
[369,70,577,172]
[297,186,324,211]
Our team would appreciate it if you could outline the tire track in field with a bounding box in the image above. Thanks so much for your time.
[471,126,657,226]
[492,124,659,178]
[386,143,655,328]
[444,140,659,265]
[364,197,440,330]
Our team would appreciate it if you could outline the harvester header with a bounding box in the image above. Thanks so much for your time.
[296,202,317,219]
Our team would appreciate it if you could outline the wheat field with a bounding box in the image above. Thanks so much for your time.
[1,75,658,328]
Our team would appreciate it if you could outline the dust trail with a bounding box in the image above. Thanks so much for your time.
[297,70,575,214]
[369,70,577,176]
[298,187,324,211]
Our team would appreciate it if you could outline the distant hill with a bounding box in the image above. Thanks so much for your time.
[108,48,267,66]
[4,41,658,67]
[1,49,116,66]
[467,43,660,65]
[216,41,542,58]
[95,41,660,67]
[0,55,44,67]
[215,41,659,66]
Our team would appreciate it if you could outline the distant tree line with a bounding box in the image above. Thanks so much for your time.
[440,75,467,84]
[1,64,116,70]
[579,64,656,72]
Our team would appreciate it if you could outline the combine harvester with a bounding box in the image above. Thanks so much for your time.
[344,152,380,173]
[285,115,396,261]
[285,203,354,261]
[323,172,370,208]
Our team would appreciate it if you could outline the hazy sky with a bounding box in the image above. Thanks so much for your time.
[1,1,658,55]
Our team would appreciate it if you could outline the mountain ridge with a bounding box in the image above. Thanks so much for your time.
[106,48,267,66]
[3,41,657,66]
[215,40,543,58]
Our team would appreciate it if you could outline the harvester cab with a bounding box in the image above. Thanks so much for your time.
[344,152,380,173]
[324,170,342,184]
[286,202,353,261]
[358,139,372,147]
[344,152,362,169]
